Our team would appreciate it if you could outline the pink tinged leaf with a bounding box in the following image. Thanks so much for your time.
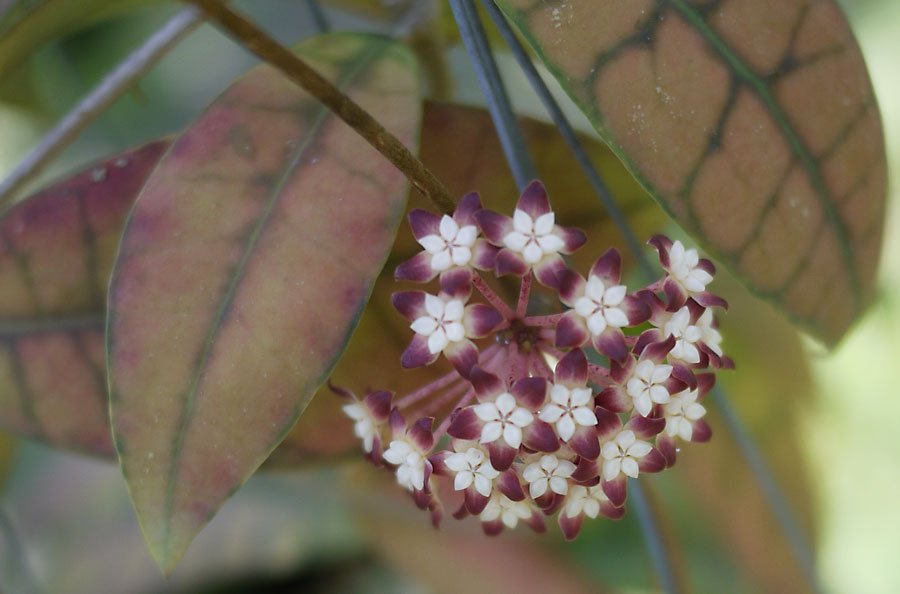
[471,239,499,270]
[463,303,503,338]
[554,348,588,386]
[401,334,440,369]
[590,248,622,282]
[557,268,586,306]
[639,448,667,473]
[474,209,512,245]
[408,417,435,451]
[555,311,590,349]
[628,414,666,439]
[408,208,441,240]
[454,191,483,225]
[671,364,697,391]
[364,390,393,422]
[643,334,677,363]
[469,367,505,399]
[498,469,526,501]
[511,376,547,410]
[657,434,678,467]
[572,458,599,483]
[555,225,586,254]
[0,140,169,457]
[481,519,505,536]
[695,372,716,396]
[394,251,437,283]
[648,235,673,268]
[106,34,421,573]
[602,475,627,508]
[389,408,407,437]
[691,418,713,442]
[601,500,626,520]
[663,277,689,310]
[465,488,490,515]
[693,291,729,310]
[447,407,482,441]
[595,407,623,442]
[439,267,474,298]
[622,294,651,325]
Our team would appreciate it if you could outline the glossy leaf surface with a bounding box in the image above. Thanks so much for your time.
[0,141,168,458]
[272,100,665,465]
[496,0,887,345]
[107,33,419,572]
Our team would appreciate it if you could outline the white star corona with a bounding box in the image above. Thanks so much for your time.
[444,447,500,497]
[473,392,534,449]
[522,454,576,499]
[480,493,533,529]
[626,360,673,416]
[418,215,478,272]
[341,402,378,453]
[410,294,467,355]
[539,384,597,441]
[664,389,707,441]
[564,484,612,519]
[601,430,653,481]
[573,275,629,335]
[502,209,565,264]
[668,240,713,293]
[382,439,426,491]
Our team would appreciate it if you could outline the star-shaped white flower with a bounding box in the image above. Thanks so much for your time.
[418,215,478,272]
[342,402,378,453]
[668,240,713,293]
[626,360,673,416]
[539,384,597,441]
[664,389,707,441]
[564,484,612,519]
[502,208,565,264]
[473,392,534,449]
[573,275,629,335]
[410,294,466,355]
[663,306,703,364]
[696,308,723,356]
[382,439,426,491]
[601,430,652,481]
[444,447,500,497]
[480,493,533,529]
[522,454,576,499]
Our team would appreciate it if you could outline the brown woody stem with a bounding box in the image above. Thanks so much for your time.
[190,0,457,214]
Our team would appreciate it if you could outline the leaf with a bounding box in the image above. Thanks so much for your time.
[272,100,665,465]
[495,0,887,345]
[106,32,420,573]
[0,140,169,458]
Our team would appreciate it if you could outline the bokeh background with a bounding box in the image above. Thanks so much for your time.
[0,1,897,592]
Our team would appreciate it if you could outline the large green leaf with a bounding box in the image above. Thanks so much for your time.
[107,33,420,573]
[0,140,168,458]
[495,0,887,345]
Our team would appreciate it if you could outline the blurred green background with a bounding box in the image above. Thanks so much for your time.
[0,1,898,592]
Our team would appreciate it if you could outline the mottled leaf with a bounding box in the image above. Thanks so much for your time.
[107,33,420,572]
[272,101,664,465]
[495,0,887,345]
[0,141,168,458]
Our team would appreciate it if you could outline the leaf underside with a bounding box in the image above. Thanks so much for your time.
[106,32,420,572]
[496,0,887,345]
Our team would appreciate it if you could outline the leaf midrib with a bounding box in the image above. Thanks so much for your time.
[158,40,391,557]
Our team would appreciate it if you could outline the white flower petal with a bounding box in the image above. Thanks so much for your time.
[603,284,627,305]
[584,276,605,301]
[533,211,555,235]
[454,471,474,491]
[474,474,493,497]
[572,406,598,427]
[616,430,636,448]
[418,234,445,253]
[424,294,445,318]
[451,246,472,266]
[529,477,549,499]
[537,233,564,254]
[621,457,640,479]
[509,408,534,428]
[523,242,543,264]
[634,393,652,417]
[480,421,503,444]
[583,499,600,519]
[650,364,673,383]
[444,322,465,343]
[685,402,707,421]
[628,441,652,458]
[600,442,620,460]
[587,312,607,336]
[649,385,671,404]
[604,307,629,328]
[444,452,469,472]
[439,215,459,239]
[474,402,501,422]
[455,225,478,246]
[427,330,449,354]
[503,424,523,449]
[570,387,593,407]
[430,250,452,272]
[503,230,529,251]
[539,404,565,423]
[556,415,576,442]
[602,458,622,481]
[410,316,439,336]
[513,209,534,233]
[495,393,517,415]
[550,384,571,406]
[549,476,569,496]
[342,403,366,421]
[522,462,543,483]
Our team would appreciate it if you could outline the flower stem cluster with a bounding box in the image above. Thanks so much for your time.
[336,181,732,539]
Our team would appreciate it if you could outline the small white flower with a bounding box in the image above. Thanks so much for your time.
[664,389,707,441]
[382,439,426,491]
[564,484,612,519]
[539,384,597,441]
[502,209,565,264]
[663,306,703,364]
[696,308,723,356]
[668,240,713,294]
[626,360,673,416]
[522,454,576,499]
[473,392,534,449]
[444,447,500,497]
[480,493,533,529]
[600,430,653,481]
[418,215,478,272]
[410,294,467,355]
[341,402,378,453]
[573,275,629,335]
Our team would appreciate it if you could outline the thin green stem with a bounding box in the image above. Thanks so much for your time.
[0,6,203,210]
[630,481,681,594]
[190,0,456,214]
[303,0,330,32]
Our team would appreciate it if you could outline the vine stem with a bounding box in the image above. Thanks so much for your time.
[0,6,203,209]
[190,0,456,214]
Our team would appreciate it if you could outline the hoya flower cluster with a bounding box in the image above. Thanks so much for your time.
[338,181,732,539]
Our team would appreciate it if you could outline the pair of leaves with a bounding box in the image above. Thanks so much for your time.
[495,0,887,345]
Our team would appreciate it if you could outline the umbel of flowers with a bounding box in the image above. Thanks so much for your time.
[337,181,732,539]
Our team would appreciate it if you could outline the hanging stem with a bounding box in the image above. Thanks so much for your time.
[190,0,456,214]
[0,6,203,208]
[516,274,532,318]
[472,276,515,321]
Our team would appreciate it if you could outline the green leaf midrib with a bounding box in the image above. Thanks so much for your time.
[669,0,861,309]
[156,37,393,562]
